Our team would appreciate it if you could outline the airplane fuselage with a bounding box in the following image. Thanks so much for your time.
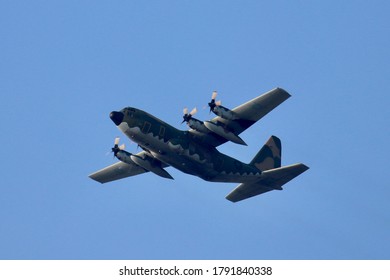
[114,107,262,183]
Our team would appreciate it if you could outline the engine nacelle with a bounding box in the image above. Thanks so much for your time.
[115,150,134,164]
[130,154,173,179]
[204,121,247,145]
[212,106,238,120]
[187,118,210,133]
[115,149,173,179]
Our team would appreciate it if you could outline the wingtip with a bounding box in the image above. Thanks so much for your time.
[225,195,238,203]
[301,164,310,171]
[88,174,104,184]
[275,87,292,98]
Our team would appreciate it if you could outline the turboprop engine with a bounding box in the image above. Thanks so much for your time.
[181,107,209,133]
[208,91,238,120]
[130,153,173,179]
[112,137,133,164]
[111,138,173,179]
[203,121,247,146]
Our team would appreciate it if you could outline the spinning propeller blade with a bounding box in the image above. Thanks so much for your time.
[182,107,197,124]
[208,91,221,112]
[190,107,197,116]
[212,91,217,100]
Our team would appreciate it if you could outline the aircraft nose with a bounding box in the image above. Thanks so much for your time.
[110,111,124,126]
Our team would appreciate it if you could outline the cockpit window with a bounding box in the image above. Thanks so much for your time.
[125,108,136,117]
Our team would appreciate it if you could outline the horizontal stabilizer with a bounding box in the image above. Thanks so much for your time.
[226,163,309,202]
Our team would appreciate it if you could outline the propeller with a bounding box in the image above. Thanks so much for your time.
[111,137,125,157]
[182,107,197,124]
[207,91,222,112]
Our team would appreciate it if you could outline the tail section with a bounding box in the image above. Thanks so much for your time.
[226,163,309,202]
[250,135,281,171]
[226,135,309,202]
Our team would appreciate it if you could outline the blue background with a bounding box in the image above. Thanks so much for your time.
[1,0,389,259]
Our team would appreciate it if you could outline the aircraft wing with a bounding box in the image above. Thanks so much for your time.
[89,150,173,183]
[189,87,291,147]
[89,161,148,184]
[226,163,309,202]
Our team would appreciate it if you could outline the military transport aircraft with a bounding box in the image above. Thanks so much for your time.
[89,88,309,202]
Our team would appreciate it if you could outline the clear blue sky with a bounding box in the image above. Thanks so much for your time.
[1,0,389,259]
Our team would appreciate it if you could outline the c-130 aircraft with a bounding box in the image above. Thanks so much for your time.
[89,88,309,202]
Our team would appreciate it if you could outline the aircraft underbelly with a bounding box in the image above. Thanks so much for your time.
[118,123,211,175]
[118,123,261,183]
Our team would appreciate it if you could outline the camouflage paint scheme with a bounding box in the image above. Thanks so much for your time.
[89,88,309,202]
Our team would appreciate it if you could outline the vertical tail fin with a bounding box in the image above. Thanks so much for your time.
[250,135,281,171]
